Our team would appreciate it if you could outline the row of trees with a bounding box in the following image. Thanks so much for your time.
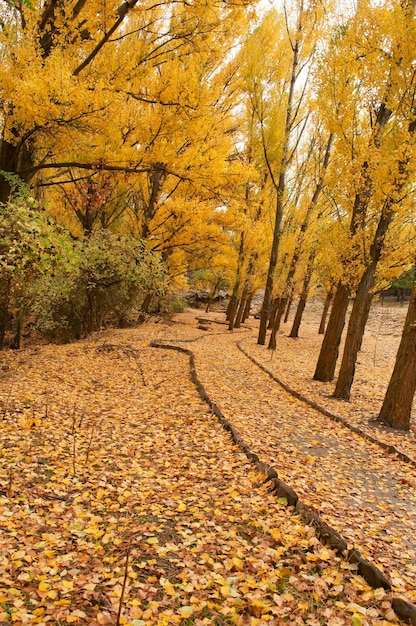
[223,0,416,430]
[0,0,415,427]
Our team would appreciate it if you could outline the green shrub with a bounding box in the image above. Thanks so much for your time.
[32,230,167,341]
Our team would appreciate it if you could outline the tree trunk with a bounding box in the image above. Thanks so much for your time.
[267,297,279,329]
[268,297,287,350]
[0,138,35,203]
[284,292,293,323]
[378,277,416,430]
[289,274,311,338]
[0,304,9,349]
[234,288,247,328]
[226,294,236,321]
[313,282,350,382]
[319,288,333,334]
[10,309,24,350]
[258,191,283,345]
[242,294,252,322]
[141,293,153,313]
[334,207,395,399]
[228,297,240,331]
[333,266,376,399]
[289,296,305,338]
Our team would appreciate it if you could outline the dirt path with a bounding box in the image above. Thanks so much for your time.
[157,311,416,606]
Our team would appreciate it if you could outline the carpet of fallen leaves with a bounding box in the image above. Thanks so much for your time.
[240,301,416,462]
[0,305,414,625]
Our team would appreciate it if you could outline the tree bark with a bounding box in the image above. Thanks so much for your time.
[228,297,240,331]
[289,269,312,338]
[226,294,236,321]
[319,288,333,334]
[334,207,395,399]
[333,265,375,399]
[284,293,293,323]
[313,282,350,381]
[242,294,252,322]
[258,190,284,345]
[267,297,279,329]
[378,277,416,430]
[234,288,247,328]
[268,297,287,350]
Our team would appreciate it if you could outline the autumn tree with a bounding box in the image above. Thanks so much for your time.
[0,0,257,257]
[313,0,416,396]
[236,2,330,346]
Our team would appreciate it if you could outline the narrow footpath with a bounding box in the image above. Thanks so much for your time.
[159,311,416,605]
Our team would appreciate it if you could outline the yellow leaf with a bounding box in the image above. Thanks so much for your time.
[62,580,74,590]
[177,502,187,512]
[231,557,244,571]
[278,567,291,579]
[220,585,231,597]
[38,582,49,592]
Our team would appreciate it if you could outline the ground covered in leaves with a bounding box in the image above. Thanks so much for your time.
[0,303,414,625]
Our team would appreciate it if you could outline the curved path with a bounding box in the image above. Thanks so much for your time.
[159,313,416,604]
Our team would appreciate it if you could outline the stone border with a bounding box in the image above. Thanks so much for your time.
[237,338,416,468]
[150,339,416,625]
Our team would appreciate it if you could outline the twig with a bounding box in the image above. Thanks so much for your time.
[44,390,50,420]
[77,407,87,430]
[84,419,101,467]
[72,433,77,478]
[70,404,77,435]
[130,352,146,386]
[116,546,132,626]
[7,465,13,497]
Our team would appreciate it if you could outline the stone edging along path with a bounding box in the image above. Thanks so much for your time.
[236,338,416,469]
[150,339,416,626]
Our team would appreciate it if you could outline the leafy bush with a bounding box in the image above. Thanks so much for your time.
[0,174,168,346]
[31,230,167,341]
[0,173,68,348]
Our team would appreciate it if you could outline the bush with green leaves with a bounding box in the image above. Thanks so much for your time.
[1,174,167,346]
[0,173,69,348]
[31,230,167,341]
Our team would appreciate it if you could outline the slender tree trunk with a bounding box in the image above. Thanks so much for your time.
[333,265,376,399]
[378,277,416,430]
[268,297,287,350]
[319,288,333,334]
[334,207,395,399]
[228,297,240,331]
[289,295,306,338]
[226,294,236,321]
[289,271,312,338]
[242,295,252,322]
[0,305,8,349]
[267,297,279,329]
[314,282,350,381]
[234,288,247,328]
[258,36,301,346]
[141,293,153,313]
[284,292,293,323]
[258,191,284,345]
[10,309,24,350]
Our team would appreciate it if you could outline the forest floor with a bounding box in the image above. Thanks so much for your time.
[0,300,415,625]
